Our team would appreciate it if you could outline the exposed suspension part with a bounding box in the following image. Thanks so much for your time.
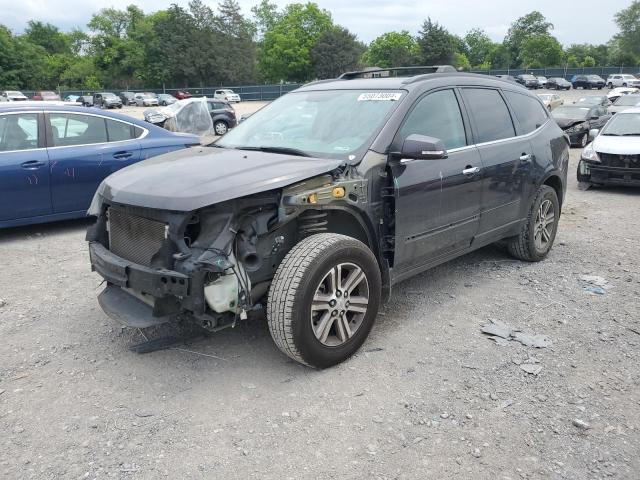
[298,210,328,238]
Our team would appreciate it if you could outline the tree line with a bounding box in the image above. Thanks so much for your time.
[1,0,639,91]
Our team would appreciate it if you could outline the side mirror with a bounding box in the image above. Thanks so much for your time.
[399,134,448,161]
[590,115,599,120]
[588,129,599,141]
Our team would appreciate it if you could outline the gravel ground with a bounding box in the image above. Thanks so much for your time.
[1,89,639,480]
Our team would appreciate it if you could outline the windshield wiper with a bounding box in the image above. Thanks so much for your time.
[621,133,640,136]
[602,133,622,136]
[234,146,312,157]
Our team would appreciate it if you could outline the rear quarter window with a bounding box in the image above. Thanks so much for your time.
[503,91,549,134]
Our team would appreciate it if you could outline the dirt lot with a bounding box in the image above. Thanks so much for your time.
[1,89,639,480]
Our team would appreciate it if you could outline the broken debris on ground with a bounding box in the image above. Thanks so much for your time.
[481,319,552,348]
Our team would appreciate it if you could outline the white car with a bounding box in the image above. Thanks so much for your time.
[578,107,640,187]
[537,76,548,88]
[134,93,159,107]
[608,94,640,115]
[606,74,640,88]
[607,86,639,102]
[1,90,28,101]
[214,89,241,103]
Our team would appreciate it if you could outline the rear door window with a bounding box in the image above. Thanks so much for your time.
[398,89,467,150]
[503,90,549,134]
[461,88,516,143]
[49,113,108,147]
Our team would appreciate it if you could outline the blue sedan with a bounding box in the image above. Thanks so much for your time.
[0,104,200,228]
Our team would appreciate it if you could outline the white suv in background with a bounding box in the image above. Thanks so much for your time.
[214,89,241,103]
[606,74,640,88]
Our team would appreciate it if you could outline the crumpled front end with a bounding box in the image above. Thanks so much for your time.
[87,189,296,331]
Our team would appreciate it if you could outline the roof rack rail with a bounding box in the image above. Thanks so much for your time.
[338,65,457,80]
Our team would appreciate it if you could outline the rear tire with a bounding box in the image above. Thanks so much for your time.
[267,233,381,368]
[506,185,560,262]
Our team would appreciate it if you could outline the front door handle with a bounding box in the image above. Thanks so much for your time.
[519,153,532,163]
[21,160,46,169]
[113,151,133,159]
[462,166,481,176]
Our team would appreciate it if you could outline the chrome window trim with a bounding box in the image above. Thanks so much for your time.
[444,118,549,153]
[43,110,149,150]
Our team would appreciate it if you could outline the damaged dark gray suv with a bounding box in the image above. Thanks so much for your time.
[87,67,569,368]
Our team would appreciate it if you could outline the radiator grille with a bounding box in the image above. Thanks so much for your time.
[108,208,166,266]
[599,153,640,169]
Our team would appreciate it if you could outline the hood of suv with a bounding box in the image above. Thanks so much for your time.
[97,147,344,211]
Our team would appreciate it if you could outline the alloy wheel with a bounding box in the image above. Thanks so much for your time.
[534,199,555,252]
[310,263,369,347]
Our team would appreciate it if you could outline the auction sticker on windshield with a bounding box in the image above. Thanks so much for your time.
[357,92,402,102]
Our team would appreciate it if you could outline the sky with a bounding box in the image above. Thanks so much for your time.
[0,0,631,45]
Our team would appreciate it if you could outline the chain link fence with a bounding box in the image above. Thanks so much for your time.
[14,66,640,100]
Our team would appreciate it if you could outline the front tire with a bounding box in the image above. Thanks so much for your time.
[267,233,381,368]
[214,120,228,135]
[507,185,560,262]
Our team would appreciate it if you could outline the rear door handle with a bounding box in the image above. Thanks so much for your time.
[519,153,532,163]
[113,151,133,159]
[20,160,46,169]
[462,166,481,176]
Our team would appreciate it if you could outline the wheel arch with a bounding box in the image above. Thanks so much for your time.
[542,173,564,210]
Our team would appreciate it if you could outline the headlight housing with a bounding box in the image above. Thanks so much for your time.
[581,143,601,163]
[567,122,588,134]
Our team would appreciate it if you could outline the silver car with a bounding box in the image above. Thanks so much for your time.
[134,93,159,107]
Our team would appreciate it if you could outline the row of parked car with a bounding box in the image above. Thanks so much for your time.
[0,89,242,106]
[494,73,640,91]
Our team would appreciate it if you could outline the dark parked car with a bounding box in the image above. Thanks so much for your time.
[574,95,611,107]
[119,91,136,106]
[87,68,568,368]
[93,92,123,109]
[0,104,200,228]
[32,91,61,101]
[515,74,540,89]
[546,77,572,90]
[552,104,611,147]
[572,75,605,90]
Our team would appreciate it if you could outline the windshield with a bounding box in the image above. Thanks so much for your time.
[539,95,552,101]
[588,75,602,81]
[216,89,404,160]
[521,75,536,80]
[602,113,640,136]
[104,93,117,98]
[613,95,640,106]
[6,91,22,96]
[553,106,590,119]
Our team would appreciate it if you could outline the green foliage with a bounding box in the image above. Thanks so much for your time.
[464,29,495,67]
[310,26,364,79]
[454,52,471,71]
[519,34,564,68]
[416,18,456,65]
[1,5,640,90]
[362,31,420,68]
[504,11,553,67]
[614,1,640,57]
[258,2,333,82]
